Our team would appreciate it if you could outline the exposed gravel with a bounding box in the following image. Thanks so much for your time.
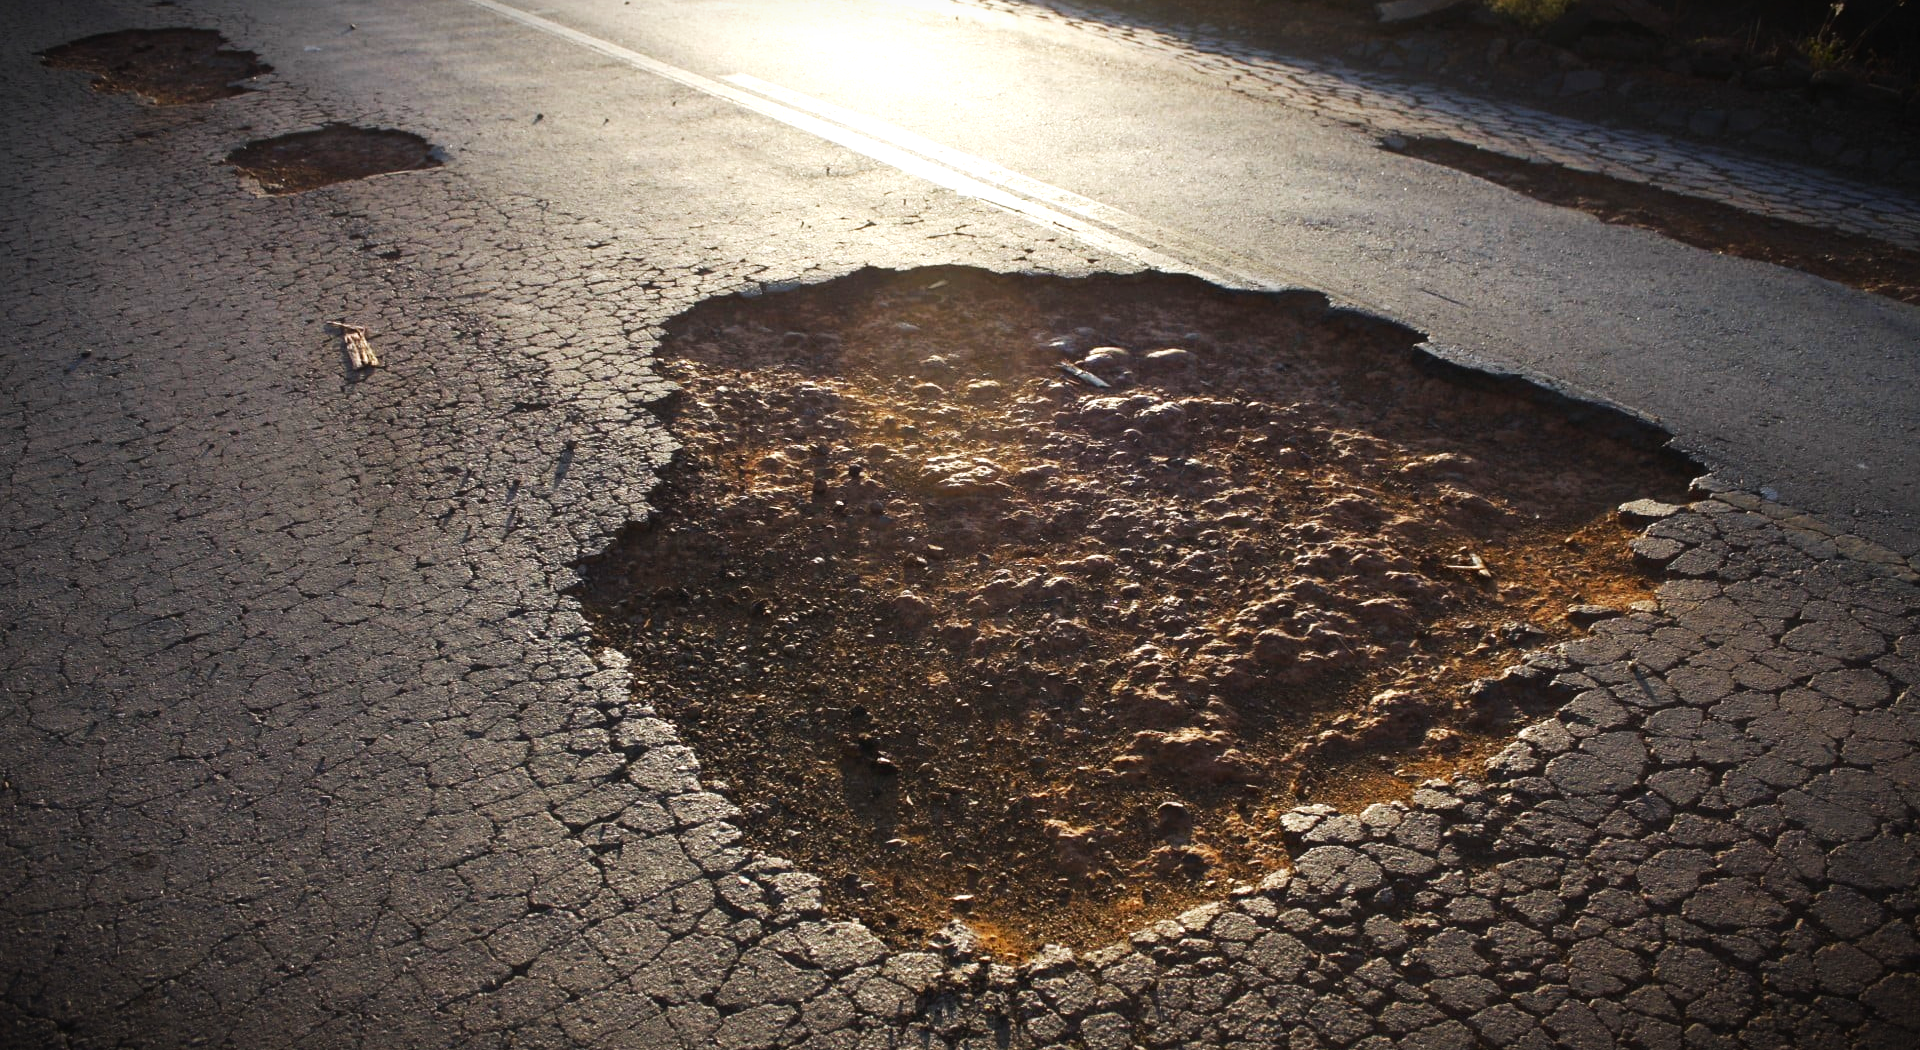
[574,267,1695,951]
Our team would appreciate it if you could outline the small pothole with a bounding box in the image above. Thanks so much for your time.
[573,267,1696,953]
[226,124,443,195]
[38,28,270,105]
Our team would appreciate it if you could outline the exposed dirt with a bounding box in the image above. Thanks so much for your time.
[226,124,443,195]
[38,28,270,105]
[1397,137,1920,305]
[574,267,1696,953]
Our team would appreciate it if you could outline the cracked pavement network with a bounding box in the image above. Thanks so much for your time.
[4,0,1920,1048]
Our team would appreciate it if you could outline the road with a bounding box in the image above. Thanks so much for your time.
[3,0,1918,1047]
[224,0,1920,551]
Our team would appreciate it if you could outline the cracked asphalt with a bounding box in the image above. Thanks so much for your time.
[4,0,1919,1047]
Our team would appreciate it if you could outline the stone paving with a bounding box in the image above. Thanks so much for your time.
[4,1,1920,1049]
[955,0,1920,252]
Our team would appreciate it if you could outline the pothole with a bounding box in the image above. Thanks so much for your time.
[38,28,270,105]
[572,267,1696,954]
[1392,136,1920,306]
[226,124,443,195]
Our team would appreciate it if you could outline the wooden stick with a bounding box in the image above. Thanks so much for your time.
[325,321,383,369]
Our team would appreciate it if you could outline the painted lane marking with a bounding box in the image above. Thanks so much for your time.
[719,73,1297,291]
[455,0,1311,292]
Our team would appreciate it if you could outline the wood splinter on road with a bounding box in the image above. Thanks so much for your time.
[325,320,383,369]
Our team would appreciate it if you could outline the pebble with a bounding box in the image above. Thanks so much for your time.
[1566,604,1622,624]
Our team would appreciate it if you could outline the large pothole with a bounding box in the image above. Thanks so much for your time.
[226,123,443,195]
[573,267,1696,953]
[39,28,270,105]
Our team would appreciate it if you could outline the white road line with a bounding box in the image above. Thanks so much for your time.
[454,0,1301,291]
[719,73,1303,291]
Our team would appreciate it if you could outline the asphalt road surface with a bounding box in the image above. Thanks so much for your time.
[3,0,1919,1048]
[184,0,1920,551]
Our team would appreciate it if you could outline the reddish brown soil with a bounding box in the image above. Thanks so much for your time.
[226,124,442,195]
[38,28,269,105]
[1399,137,1920,305]
[574,268,1696,952]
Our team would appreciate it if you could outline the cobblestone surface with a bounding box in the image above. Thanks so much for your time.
[5,1,1920,1048]
[954,0,1920,252]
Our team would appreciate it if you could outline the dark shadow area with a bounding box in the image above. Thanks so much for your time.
[1092,0,1920,74]
[988,0,1920,186]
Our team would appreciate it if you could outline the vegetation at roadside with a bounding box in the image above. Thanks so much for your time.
[1469,0,1917,76]
[1799,0,1907,71]
[1483,0,1573,29]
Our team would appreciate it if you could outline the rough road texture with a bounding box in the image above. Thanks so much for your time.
[5,2,1920,1050]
